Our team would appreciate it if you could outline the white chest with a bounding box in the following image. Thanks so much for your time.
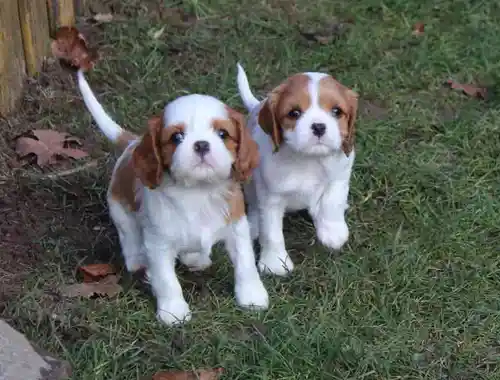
[140,185,230,253]
[259,148,353,211]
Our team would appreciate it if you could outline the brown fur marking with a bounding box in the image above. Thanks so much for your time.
[116,130,138,150]
[226,182,246,223]
[110,154,141,212]
[258,74,311,148]
[213,107,259,182]
[318,76,359,155]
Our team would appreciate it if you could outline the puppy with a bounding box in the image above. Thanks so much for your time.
[236,64,358,276]
[77,70,269,325]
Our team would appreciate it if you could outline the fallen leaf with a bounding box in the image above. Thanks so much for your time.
[79,263,116,283]
[445,80,487,99]
[15,129,88,167]
[412,22,425,35]
[299,19,353,44]
[51,26,98,71]
[92,13,114,22]
[152,368,224,380]
[61,275,122,298]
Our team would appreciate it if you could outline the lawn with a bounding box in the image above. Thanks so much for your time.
[1,0,500,379]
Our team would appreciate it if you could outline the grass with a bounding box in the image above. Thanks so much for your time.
[2,0,500,379]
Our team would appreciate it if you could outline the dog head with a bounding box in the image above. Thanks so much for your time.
[132,94,259,188]
[258,73,358,156]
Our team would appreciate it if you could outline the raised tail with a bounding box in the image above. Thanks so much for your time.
[77,70,137,149]
[236,63,260,111]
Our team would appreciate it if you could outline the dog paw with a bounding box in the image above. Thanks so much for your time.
[156,298,192,326]
[236,278,269,310]
[179,252,212,272]
[316,220,349,250]
[258,250,294,276]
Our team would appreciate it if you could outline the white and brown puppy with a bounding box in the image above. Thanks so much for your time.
[236,64,358,276]
[77,70,268,325]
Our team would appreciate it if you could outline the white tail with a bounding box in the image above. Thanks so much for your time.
[236,63,260,111]
[77,69,124,143]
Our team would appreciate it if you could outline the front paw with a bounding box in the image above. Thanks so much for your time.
[157,298,192,326]
[258,249,294,276]
[316,220,349,250]
[236,278,269,310]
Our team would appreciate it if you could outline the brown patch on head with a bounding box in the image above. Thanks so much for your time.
[258,74,311,149]
[318,76,358,155]
[212,107,259,182]
[131,115,184,189]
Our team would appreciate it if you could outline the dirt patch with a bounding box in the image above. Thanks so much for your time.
[359,98,390,120]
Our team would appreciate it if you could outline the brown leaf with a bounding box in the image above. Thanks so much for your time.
[51,26,98,71]
[412,22,425,35]
[152,368,224,380]
[445,80,487,99]
[15,129,88,167]
[61,275,122,298]
[79,263,116,283]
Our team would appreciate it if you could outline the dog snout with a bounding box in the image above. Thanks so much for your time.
[311,123,326,138]
[193,140,210,156]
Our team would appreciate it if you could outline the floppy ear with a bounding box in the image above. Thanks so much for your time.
[228,107,260,182]
[132,115,164,189]
[258,84,285,151]
[342,89,359,156]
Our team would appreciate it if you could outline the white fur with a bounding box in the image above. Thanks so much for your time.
[78,71,268,325]
[237,65,354,276]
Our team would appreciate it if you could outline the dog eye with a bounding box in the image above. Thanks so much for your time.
[287,109,302,119]
[217,129,229,139]
[171,132,185,145]
[331,107,343,117]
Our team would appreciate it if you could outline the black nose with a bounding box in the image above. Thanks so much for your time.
[311,123,326,137]
[193,140,210,156]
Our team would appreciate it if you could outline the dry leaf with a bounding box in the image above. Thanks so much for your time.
[299,20,353,45]
[412,22,425,35]
[445,80,487,99]
[79,263,116,283]
[152,368,224,380]
[61,275,122,298]
[15,129,88,167]
[92,13,114,22]
[51,26,98,71]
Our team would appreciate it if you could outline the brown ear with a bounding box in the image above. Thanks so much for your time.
[228,107,260,182]
[342,89,359,156]
[258,85,285,151]
[132,116,164,189]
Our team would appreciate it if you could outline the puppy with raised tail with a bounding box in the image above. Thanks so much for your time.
[236,64,359,276]
[77,70,269,325]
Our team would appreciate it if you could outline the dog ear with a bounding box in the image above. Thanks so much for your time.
[132,116,165,189]
[258,84,286,151]
[342,89,359,156]
[227,108,260,182]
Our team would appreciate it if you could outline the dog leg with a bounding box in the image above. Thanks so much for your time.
[225,216,269,310]
[108,199,146,272]
[144,234,191,326]
[258,197,294,275]
[311,180,350,250]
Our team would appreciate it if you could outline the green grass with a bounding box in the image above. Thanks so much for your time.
[4,0,500,379]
